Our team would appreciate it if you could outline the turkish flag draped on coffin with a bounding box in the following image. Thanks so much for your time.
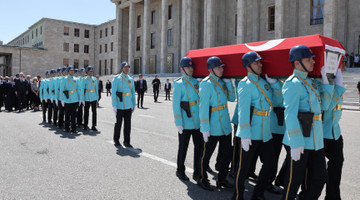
[186,34,346,78]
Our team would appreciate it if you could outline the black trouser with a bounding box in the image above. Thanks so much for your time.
[233,139,275,200]
[65,102,78,131]
[113,109,132,144]
[84,101,97,128]
[153,88,159,101]
[137,91,144,107]
[200,134,232,183]
[98,90,101,102]
[58,103,64,127]
[324,136,344,200]
[42,100,48,121]
[230,125,240,175]
[282,145,327,200]
[17,91,26,110]
[269,133,284,184]
[77,103,83,126]
[53,101,58,124]
[47,99,53,122]
[165,90,170,100]
[177,129,203,179]
[106,89,111,96]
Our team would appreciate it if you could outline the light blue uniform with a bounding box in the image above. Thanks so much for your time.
[83,76,99,102]
[173,75,200,130]
[111,73,136,110]
[199,73,235,136]
[231,79,241,125]
[48,77,56,100]
[236,73,272,142]
[59,75,80,103]
[282,69,334,150]
[269,80,286,134]
[322,81,346,140]
[54,77,62,101]
[40,78,50,100]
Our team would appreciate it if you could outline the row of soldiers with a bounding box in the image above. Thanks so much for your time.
[172,45,346,200]
[39,66,99,133]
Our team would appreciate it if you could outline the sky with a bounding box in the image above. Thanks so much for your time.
[0,0,116,44]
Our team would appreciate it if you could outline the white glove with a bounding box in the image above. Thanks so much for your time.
[222,78,232,83]
[55,99,58,106]
[82,100,85,106]
[131,106,136,113]
[113,106,117,115]
[45,97,48,101]
[176,126,183,134]
[50,98,53,103]
[265,74,277,84]
[334,68,343,86]
[40,98,43,102]
[78,101,81,106]
[202,131,210,142]
[320,66,329,84]
[61,100,65,107]
[241,138,252,152]
[291,146,304,161]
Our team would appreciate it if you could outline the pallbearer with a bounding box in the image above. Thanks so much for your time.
[83,66,99,131]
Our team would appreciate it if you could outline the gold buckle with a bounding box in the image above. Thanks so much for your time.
[313,114,322,121]
[189,100,199,106]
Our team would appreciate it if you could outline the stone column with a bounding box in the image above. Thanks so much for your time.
[275,0,285,39]
[323,0,337,38]
[203,0,215,48]
[236,0,246,44]
[252,0,259,42]
[142,0,150,74]
[185,0,192,51]
[160,0,169,74]
[181,0,188,57]
[128,1,135,74]
[116,4,123,74]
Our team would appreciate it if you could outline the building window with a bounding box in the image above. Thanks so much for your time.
[311,0,324,25]
[64,26,69,36]
[110,59,113,74]
[63,43,69,52]
[136,36,141,51]
[151,11,156,24]
[105,60,108,75]
[168,5,173,20]
[99,60,102,75]
[74,59,79,69]
[111,26,114,35]
[84,45,89,53]
[167,29,173,46]
[268,6,275,31]
[84,30,90,38]
[105,44,108,53]
[151,33,155,49]
[74,28,80,37]
[40,26,42,35]
[235,14,237,36]
[63,58,69,66]
[74,44,79,53]
[84,60,89,68]
[111,42,114,51]
[100,30,103,38]
[105,28,108,37]
[137,15,141,28]
[99,45,102,53]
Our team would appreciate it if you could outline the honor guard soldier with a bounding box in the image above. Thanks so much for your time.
[322,57,346,200]
[281,45,334,200]
[47,69,56,124]
[39,70,50,122]
[172,57,203,182]
[198,56,235,191]
[60,66,81,133]
[112,61,136,147]
[83,66,99,131]
[233,52,276,200]
[51,68,61,126]
[77,67,86,128]
[57,67,68,129]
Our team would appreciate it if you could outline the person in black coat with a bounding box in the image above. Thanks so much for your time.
[0,76,4,112]
[96,75,103,106]
[5,77,16,112]
[106,79,112,96]
[14,72,28,112]
[164,78,171,100]
[135,73,147,108]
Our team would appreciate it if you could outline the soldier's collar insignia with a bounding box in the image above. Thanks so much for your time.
[264,84,269,91]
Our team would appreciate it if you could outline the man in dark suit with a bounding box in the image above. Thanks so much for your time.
[26,75,33,110]
[14,72,28,112]
[5,77,16,112]
[135,74,147,108]
[164,78,171,100]
[96,75,103,107]
[0,76,4,112]
[106,79,112,96]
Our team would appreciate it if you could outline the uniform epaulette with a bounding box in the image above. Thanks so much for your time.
[286,74,295,82]
[241,76,248,82]
[174,77,181,82]
[202,76,210,81]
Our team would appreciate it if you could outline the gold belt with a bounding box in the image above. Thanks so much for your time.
[189,100,199,106]
[253,109,271,116]
[211,104,228,112]
[334,104,342,110]
[86,89,95,92]
[123,92,131,96]
[313,114,322,121]
[69,90,76,94]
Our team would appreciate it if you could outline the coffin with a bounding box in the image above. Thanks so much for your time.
[186,34,346,78]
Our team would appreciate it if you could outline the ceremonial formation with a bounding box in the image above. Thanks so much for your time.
[172,44,347,200]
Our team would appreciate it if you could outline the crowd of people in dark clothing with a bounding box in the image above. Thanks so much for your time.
[0,72,42,112]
